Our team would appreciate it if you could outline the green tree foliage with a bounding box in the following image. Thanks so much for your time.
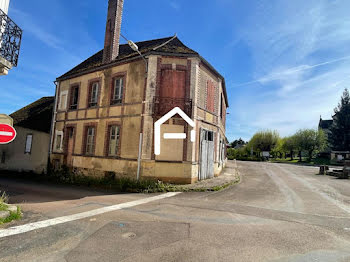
[294,129,326,160]
[330,88,350,151]
[282,136,297,160]
[271,138,285,158]
[247,130,280,153]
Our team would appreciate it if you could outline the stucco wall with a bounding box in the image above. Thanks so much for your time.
[0,126,50,173]
[50,55,227,184]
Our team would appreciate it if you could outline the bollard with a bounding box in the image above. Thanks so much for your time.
[319,165,326,175]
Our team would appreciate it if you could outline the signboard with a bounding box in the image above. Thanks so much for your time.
[262,151,270,157]
[0,123,16,144]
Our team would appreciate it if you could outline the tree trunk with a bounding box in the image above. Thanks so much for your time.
[299,151,302,162]
[290,150,293,160]
[309,150,313,161]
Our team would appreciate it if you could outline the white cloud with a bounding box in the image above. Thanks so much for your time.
[11,8,63,50]
[227,0,350,140]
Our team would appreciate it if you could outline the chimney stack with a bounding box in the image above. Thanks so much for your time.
[103,0,124,63]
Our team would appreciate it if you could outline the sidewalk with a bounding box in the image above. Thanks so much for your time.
[179,161,240,191]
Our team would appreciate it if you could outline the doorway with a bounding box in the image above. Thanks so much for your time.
[199,129,214,180]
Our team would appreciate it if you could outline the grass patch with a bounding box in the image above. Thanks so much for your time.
[0,191,22,225]
[0,207,22,225]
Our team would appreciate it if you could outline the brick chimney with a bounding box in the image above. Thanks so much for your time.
[103,0,124,63]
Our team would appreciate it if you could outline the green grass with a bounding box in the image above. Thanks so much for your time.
[0,191,22,225]
[0,206,22,225]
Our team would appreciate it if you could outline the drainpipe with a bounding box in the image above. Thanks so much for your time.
[49,81,59,157]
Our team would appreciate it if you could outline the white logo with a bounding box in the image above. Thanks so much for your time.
[154,107,195,155]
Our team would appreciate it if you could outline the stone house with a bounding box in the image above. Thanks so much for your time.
[50,0,228,184]
[0,97,54,173]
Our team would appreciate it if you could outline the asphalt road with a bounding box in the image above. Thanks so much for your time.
[1,161,350,262]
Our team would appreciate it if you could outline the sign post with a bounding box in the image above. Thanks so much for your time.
[0,124,16,144]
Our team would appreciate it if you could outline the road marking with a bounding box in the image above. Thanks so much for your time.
[0,192,180,239]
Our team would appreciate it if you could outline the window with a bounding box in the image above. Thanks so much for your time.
[59,91,68,110]
[111,78,124,105]
[25,134,33,154]
[56,134,62,150]
[85,127,95,155]
[108,125,120,156]
[207,131,214,142]
[70,85,79,110]
[89,82,99,107]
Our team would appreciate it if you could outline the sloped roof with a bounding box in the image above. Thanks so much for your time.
[56,36,229,107]
[319,119,333,129]
[58,36,198,80]
[10,96,55,133]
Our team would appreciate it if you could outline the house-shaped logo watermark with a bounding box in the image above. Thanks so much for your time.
[154,107,195,155]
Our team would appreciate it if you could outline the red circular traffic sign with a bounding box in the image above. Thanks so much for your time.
[0,124,16,144]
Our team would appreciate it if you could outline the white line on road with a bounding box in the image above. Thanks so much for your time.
[0,192,181,239]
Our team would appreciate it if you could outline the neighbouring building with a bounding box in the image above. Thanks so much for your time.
[0,97,54,173]
[0,0,22,75]
[50,0,228,184]
[318,116,333,153]
[318,116,350,161]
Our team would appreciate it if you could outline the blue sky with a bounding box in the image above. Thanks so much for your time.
[1,0,350,142]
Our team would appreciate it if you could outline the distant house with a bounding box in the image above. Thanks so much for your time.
[0,97,54,174]
[318,117,333,153]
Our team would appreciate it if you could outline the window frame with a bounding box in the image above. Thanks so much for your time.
[110,73,126,106]
[87,78,101,108]
[104,122,122,157]
[69,83,80,110]
[107,125,121,157]
[59,90,68,111]
[83,123,97,156]
[24,134,33,154]
[54,130,64,152]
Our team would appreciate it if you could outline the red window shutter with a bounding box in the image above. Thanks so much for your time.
[206,80,215,112]
[160,70,186,98]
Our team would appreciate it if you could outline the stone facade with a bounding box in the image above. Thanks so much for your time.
[50,39,228,184]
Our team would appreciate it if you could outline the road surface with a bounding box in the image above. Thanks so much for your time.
[1,161,350,261]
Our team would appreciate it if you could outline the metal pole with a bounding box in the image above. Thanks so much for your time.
[137,133,143,181]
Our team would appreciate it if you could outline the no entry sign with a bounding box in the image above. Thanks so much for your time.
[0,124,16,144]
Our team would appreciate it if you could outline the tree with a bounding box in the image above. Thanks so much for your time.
[282,136,296,160]
[330,88,350,151]
[294,129,326,161]
[248,130,280,154]
[271,138,285,158]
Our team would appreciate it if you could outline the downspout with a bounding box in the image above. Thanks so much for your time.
[48,81,59,172]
